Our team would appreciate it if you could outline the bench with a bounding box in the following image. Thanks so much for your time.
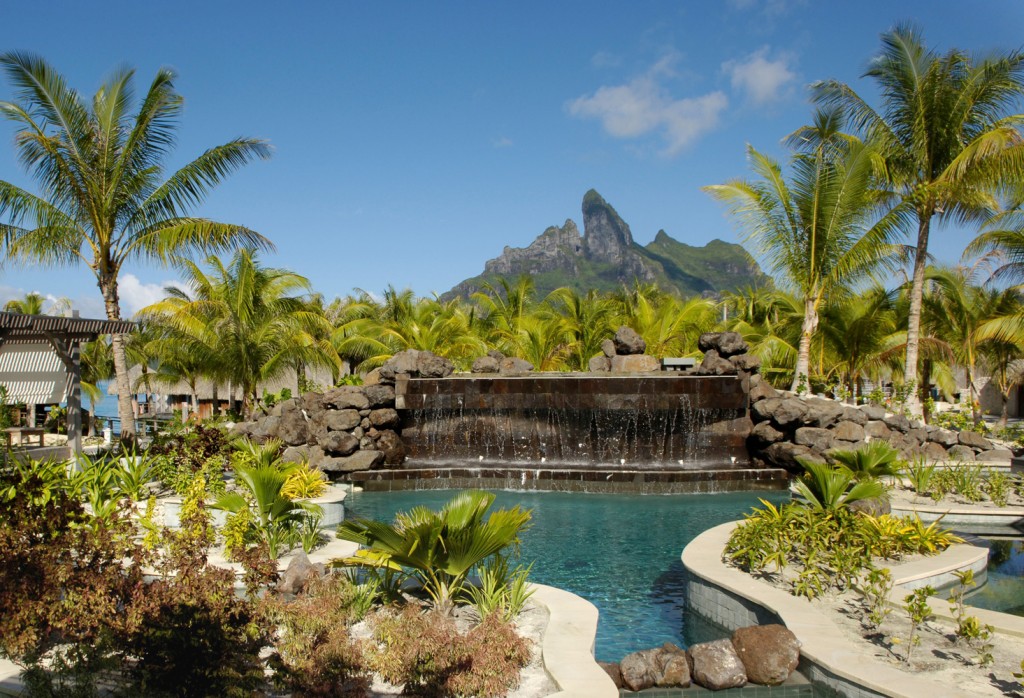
[661,358,696,371]
[2,427,45,448]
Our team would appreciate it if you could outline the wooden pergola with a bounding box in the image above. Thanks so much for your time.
[0,311,135,454]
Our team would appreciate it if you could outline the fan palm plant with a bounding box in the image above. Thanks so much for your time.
[794,459,887,512]
[0,53,272,438]
[830,442,902,482]
[335,490,531,614]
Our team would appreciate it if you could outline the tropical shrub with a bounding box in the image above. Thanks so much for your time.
[149,422,233,495]
[281,459,329,500]
[465,554,535,622]
[831,442,902,482]
[370,604,530,697]
[336,490,532,613]
[267,575,370,696]
[794,459,886,511]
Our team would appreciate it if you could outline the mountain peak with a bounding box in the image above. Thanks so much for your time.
[443,191,768,301]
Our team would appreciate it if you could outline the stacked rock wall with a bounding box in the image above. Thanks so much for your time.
[747,382,1013,471]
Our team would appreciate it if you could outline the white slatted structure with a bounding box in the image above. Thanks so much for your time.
[0,342,67,404]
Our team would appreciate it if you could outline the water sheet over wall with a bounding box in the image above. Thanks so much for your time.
[396,374,751,470]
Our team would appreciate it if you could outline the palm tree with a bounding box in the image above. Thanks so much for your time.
[2,291,71,316]
[80,336,114,434]
[812,25,1024,414]
[0,53,272,438]
[140,250,337,417]
[471,275,536,354]
[545,287,616,370]
[705,127,905,391]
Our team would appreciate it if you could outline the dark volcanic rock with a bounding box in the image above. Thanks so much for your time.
[763,442,821,471]
[959,430,993,450]
[731,625,799,686]
[794,426,833,452]
[472,355,500,373]
[499,356,534,374]
[613,326,646,355]
[375,429,406,466]
[689,639,746,690]
[598,662,623,688]
[276,551,321,595]
[696,349,735,376]
[369,408,399,428]
[277,402,309,446]
[323,386,370,410]
[588,355,611,372]
[320,431,359,457]
[750,421,784,446]
[601,338,616,358]
[363,384,396,408]
[324,409,361,432]
[716,332,749,357]
[847,496,892,517]
[319,450,384,473]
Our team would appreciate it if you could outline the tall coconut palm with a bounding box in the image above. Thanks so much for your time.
[0,53,272,438]
[140,250,337,417]
[812,25,1024,414]
[705,126,905,391]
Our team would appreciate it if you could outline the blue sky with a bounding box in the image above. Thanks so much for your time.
[1,0,1022,318]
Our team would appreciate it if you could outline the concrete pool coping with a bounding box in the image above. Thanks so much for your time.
[889,500,1024,527]
[682,521,1024,698]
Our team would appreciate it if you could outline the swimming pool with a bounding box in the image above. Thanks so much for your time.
[963,537,1024,615]
[343,488,788,662]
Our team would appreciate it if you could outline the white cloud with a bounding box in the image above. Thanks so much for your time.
[568,56,728,156]
[724,47,796,105]
[118,274,186,317]
[590,51,622,69]
[492,136,513,148]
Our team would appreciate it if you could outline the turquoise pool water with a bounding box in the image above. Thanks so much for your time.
[343,488,787,662]
[964,538,1024,615]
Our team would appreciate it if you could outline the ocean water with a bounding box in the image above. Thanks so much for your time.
[343,488,788,662]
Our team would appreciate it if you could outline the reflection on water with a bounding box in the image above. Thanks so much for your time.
[965,538,1024,616]
[343,488,788,661]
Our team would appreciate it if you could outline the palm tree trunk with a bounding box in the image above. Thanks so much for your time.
[211,382,219,416]
[101,276,137,440]
[791,299,817,392]
[903,213,932,418]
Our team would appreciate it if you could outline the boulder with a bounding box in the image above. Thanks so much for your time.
[319,450,384,473]
[947,444,977,461]
[281,444,310,464]
[832,421,866,442]
[730,353,762,371]
[323,386,370,411]
[847,497,891,517]
[601,338,616,358]
[976,448,1013,464]
[610,354,661,373]
[499,357,534,374]
[325,409,361,432]
[838,405,869,426]
[922,442,949,462]
[301,391,324,413]
[363,384,396,408]
[487,349,505,361]
[860,403,886,420]
[749,421,784,446]
[927,428,959,446]
[276,551,322,595]
[619,649,660,691]
[884,413,912,432]
[362,368,382,386]
[417,351,455,378]
[696,349,735,376]
[761,442,822,471]
[749,380,779,403]
[471,355,500,373]
[588,355,611,372]
[320,431,359,457]
[659,652,692,688]
[716,331,749,357]
[381,349,421,379]
[369,408,399,428]
[698,332,722,353]
[277,404,309,446]
[802,399,844,428]
[864,421,891,440]
[959,430,993,450]
[770,398,809,430]
[794,427,833,453]
[613,326,647,355]
[731,625,799,686]
[375,429,406,466]
[689,639,746,690]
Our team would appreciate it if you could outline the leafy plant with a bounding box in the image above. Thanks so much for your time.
[114,450,157,501]
[336,490,532,614]
[465,554,535,622]
[984,470,1012,507]
[902,586,935,664]
[281,459,328,500]
[794,459,886,511]
[902,457,936,496]
[857,567,894,630]
[832,442,902,482]
[212,465,321,559]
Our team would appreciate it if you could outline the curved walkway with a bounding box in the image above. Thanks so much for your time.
[682,522,1018,698]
